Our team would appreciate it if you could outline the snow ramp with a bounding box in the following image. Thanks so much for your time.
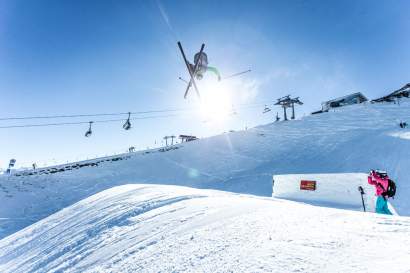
[273,173,397,214]
[1,184,410,273]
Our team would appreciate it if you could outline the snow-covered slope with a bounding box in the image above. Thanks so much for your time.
[1,184,409,273]
[1,101,410,238]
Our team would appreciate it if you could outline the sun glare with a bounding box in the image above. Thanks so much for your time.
[198,81,233,123]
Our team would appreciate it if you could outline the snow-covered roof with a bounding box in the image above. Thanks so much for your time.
[372,83,410,102]
[322,92,368,105]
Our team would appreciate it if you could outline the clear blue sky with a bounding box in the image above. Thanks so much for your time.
[0,0,409,168]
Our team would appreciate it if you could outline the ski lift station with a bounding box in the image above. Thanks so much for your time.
[272,173,397,214]
[312,92,367,114]
[322,92,367,111]
[371,83,410,103]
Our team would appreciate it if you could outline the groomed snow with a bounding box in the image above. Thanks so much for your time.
[1,101,410,239]
[1,184,409,273]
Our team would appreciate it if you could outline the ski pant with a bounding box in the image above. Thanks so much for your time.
[375,196,392,215]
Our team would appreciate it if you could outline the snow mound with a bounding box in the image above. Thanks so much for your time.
[1,184,409,273]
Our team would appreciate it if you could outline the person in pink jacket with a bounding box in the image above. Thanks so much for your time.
[368,170,392,215]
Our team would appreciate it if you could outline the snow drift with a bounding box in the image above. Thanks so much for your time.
[1,184,410,273]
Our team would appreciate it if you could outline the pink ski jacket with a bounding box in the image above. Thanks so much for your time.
[368,171,389,196]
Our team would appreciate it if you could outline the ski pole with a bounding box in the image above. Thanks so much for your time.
[222,69,251,80]
[358,186,366,212]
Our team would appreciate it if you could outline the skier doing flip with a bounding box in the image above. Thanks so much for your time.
[178,41,250,99]
[189,51,221,81]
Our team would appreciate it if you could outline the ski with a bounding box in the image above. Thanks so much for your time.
[177,41,204,99]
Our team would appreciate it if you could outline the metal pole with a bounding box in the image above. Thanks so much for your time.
[283,106,287,120]
[358,186,366,212]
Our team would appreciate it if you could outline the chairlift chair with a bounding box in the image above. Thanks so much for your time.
[123,112,132,130]
[8,159,16,169]
[85,121,93,137]
[263,105,271,114]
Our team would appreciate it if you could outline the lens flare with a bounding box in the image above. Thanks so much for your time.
[199,81,232,123]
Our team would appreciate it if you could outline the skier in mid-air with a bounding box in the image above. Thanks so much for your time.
[177,41,250,98]
[367,170,394,215]
[189,51,221,81]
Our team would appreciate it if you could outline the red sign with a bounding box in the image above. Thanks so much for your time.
[300,180,316,191]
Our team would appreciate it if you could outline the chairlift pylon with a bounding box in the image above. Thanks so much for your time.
[85,121,93,137]
[123,112,131,130]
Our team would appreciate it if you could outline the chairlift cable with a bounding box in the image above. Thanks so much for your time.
[0,101,274,130]
[0,114,181,129]
[0,101,270,122]
[0,109,191,121]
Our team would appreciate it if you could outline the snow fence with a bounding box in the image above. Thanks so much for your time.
[272,173,380,212]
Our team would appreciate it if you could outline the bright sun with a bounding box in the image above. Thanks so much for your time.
[198,81,233,123]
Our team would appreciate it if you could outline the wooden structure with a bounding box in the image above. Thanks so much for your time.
[179,135,198,142]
